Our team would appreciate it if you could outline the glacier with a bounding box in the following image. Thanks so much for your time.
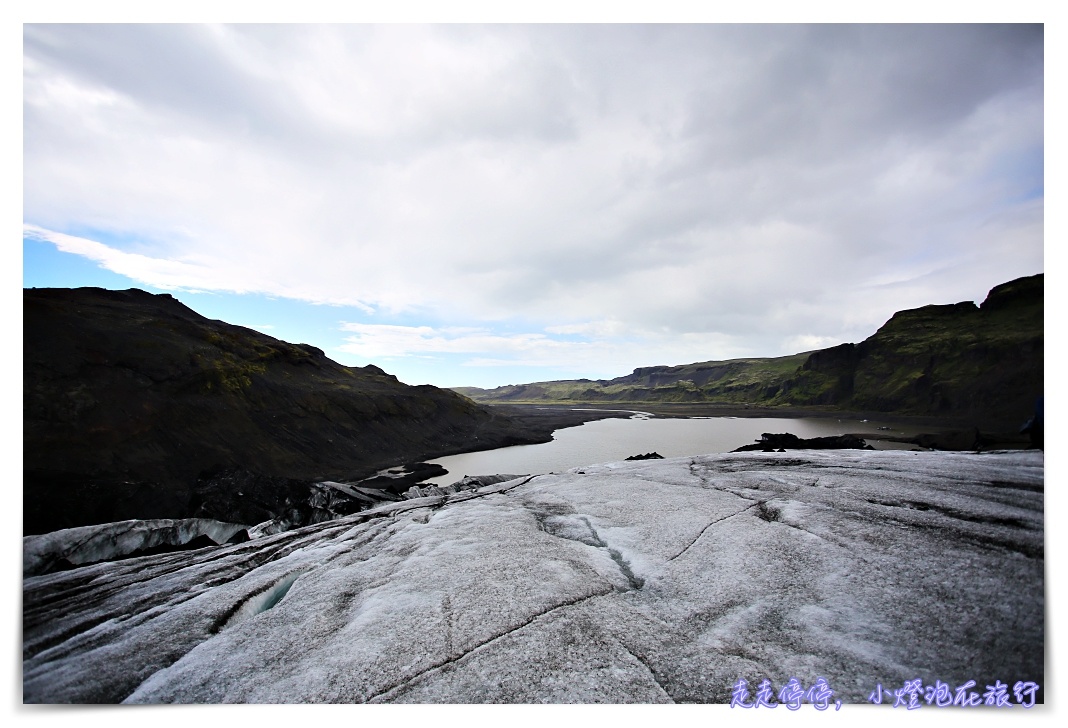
[23,518,249,577]
[22,449,1043,704]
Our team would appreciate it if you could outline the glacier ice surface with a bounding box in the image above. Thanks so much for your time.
[22,450,1043,704]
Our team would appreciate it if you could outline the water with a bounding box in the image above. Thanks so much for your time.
[423,412,926,485]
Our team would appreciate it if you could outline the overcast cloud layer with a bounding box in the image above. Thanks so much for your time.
[23,24,1043,386]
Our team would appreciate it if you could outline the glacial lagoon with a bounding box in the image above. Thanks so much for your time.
[423,412,927,484]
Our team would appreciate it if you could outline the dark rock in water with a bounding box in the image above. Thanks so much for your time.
[625,452,664,461]
[733,432,874,452]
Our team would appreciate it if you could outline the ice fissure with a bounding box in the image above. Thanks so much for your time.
[365,586,617,703]
[667,501,761,563]
[217,572,303,632]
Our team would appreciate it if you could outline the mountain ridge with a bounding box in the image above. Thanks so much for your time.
[455,274,1043,427]
[24,287,542,534]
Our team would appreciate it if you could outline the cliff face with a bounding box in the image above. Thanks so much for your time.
[458,275,1043,425]
[23,287,516,534]
[778,274,1043,420]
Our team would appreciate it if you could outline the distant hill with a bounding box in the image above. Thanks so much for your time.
[452,352,811,405]
[23,288,530,534]
[456,274,1043,425]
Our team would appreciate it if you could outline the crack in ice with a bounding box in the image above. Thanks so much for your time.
[616,640,674,702]
[666,501,763,563]
[364,586,615,703]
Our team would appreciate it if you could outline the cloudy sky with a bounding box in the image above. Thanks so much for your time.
[23,23,1044,388]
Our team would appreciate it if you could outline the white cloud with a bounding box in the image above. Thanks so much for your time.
[544,319,634,338]
[23,24,1044,379]
[339,323,582,363]
[338,321,759,379]
[781,334,846,354]
[24,225,379,313]
[25,225,234,291]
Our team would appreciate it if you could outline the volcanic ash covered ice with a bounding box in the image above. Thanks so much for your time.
[22,450,1043,704]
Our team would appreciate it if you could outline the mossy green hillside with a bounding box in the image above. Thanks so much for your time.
[459,274,1042,424]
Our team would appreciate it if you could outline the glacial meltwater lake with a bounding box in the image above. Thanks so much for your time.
[423,412,928,485]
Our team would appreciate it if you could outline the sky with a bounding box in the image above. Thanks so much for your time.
[22,22,1045,389]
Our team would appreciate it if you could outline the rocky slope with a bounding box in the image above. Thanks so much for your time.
[23,450,1043,704]
[23,288,543,534]
[457,275,1043,427]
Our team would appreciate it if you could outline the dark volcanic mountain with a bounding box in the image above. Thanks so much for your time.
[456,275,1043,427]
[24,288,532,534]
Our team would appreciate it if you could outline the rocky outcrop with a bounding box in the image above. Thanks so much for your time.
[839,275,1043,420]
[23,450,1042,704]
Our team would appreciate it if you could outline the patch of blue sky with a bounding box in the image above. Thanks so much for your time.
[50,224,180,255]
[24,236,135,291]
[992,142,1044,203]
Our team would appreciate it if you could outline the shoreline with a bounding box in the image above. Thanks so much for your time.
[482,402,1033,452]
[490,400,976,428]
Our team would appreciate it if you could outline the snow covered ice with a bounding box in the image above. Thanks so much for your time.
[22,450,1043,703]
